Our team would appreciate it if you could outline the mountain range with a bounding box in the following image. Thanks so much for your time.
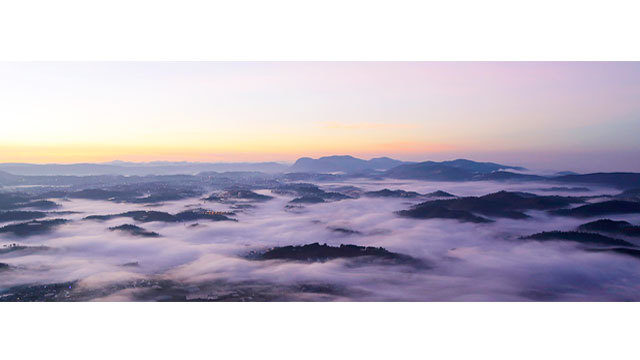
[384,159,527,181]
[0,161,289,176]
[0,155,521,176]
[1,156,640,190]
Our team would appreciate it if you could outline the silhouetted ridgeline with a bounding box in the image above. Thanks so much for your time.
[552,201,640,217]
[0,219,68,237]
[0,192,59,210]
[85,209,236,223]
[204,189,273,202]
[289,196,326,204]
[384,159,527,181]
[552,173,640,190]
[522,231,635,247]
[397,191,584,222]
[248,243,427,268]
[578,219,640,237]
[109,224,160,238]
[2,157,640,189]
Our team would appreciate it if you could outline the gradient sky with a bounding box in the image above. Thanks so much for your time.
[1,62,639,171]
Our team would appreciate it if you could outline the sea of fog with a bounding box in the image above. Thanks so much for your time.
[2,179,640,301]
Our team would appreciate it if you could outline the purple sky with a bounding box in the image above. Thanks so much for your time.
[1,62,639,172]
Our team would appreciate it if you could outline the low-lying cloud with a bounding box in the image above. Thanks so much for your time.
[2,180,640,301]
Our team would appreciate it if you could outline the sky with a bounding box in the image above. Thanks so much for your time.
[1,62,639,171]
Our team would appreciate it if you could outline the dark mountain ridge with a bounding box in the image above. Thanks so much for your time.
[552,173,640,189]
[522,231,635,247]
[0,219,69,237]
[85,209,236,223]
[109,224,161,237]
[552,200,640,217]
[383,159,529,181]
[2,157,639,190]
[398,191,584,222]
[248,242,427,268]
[578,219,640,237]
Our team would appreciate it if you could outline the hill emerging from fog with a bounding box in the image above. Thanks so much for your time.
[3,155,640,301]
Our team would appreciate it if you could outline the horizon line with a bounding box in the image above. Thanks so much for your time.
[0,155,509,166]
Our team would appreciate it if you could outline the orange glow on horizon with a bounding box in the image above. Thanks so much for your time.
[0,141,455,164]
[3,63,638,170]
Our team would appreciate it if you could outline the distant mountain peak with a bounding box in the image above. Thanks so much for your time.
[384,159,527,181]
[319,155,359,160]
[290,155,409,173]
